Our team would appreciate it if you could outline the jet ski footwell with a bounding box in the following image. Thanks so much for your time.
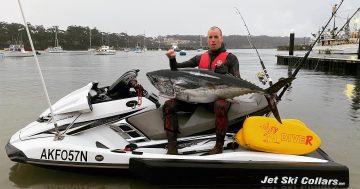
[129,156,349,187]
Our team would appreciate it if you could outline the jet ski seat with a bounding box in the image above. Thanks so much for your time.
[128,94,269,140]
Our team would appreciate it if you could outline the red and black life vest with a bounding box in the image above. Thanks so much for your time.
[198,51,229,70]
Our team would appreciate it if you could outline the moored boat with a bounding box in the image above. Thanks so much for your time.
[47,28,65,53]
[312,6,359,54]
[3,44,33,57]
[95,45,116,55]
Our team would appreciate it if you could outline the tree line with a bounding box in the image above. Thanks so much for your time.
[0,22,309,50]
[0,22,163,50]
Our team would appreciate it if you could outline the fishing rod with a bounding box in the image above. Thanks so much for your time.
[335,7,360,37]
[17,0,62,140]
[277,0,345,100]
[234,7,273,86]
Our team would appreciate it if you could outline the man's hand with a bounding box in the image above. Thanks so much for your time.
[165,49,176,59]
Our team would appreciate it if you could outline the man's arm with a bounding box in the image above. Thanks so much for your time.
[170,56,200,70]
[227,53,240,78]
[166,49,200,70]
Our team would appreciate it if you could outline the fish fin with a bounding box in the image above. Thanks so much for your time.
[174,81,191,88]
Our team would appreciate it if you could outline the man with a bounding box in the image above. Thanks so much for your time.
[163,26,240,155]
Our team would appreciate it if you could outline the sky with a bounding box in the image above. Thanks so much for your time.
[1,0,359,38]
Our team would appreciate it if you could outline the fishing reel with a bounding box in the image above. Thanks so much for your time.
[257,71,267,85]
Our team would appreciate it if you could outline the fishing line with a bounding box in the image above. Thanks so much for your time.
[234,7,273,86]
[17,0,62,140]
[277,0,345,100]
[313,58,322,72]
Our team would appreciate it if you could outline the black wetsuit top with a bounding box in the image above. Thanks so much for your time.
[169,43,240,78]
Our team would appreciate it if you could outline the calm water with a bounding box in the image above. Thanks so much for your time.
[0,49,359,189]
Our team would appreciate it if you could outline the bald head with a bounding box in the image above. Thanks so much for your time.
[208,26,223,36]
[207,26,223,51]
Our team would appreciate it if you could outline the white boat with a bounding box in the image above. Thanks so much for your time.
[312,6,360,54]
[3,44,33,57]
[47,46,65,53]
[312,38,359,54]
[47,28,65,53]
[134,42,142,53]
[95,45,116,55]
[5,69,349,187]
[134,48,142,53]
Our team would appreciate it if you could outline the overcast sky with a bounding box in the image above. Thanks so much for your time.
[1,0,359,37]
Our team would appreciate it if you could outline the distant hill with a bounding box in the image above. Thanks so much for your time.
[166,34,309,49]
[0,21,309,50]
[224,35,309,49]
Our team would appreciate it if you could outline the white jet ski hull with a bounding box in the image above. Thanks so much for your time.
[5,73,349,187]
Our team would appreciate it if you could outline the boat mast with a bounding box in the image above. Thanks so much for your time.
[125,31,128,48]
[143,34,145,49]
[89,28,92,49]
[332,4,337,39]
[158,37,161,49]
[54,27,58,47]
[101,33,104,46]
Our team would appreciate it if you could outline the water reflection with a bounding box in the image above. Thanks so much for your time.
[344,84,356,101]
[349,75,360,122]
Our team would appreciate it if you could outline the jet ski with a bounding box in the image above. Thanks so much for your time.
[5,69,349,187]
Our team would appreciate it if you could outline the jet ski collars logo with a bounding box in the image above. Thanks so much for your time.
[261,123,279,144]
[260,176,344,186]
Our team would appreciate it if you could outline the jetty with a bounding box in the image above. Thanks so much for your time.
[277,31,360,76]
[277,54,360,75]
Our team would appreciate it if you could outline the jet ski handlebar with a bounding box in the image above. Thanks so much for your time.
[90,69,160,108]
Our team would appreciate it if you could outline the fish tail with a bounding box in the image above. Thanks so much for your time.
[265,93,282,124]
[265,77,295,94]
[264,77,295,124]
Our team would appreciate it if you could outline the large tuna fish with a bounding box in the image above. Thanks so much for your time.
[146,68,294,123]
